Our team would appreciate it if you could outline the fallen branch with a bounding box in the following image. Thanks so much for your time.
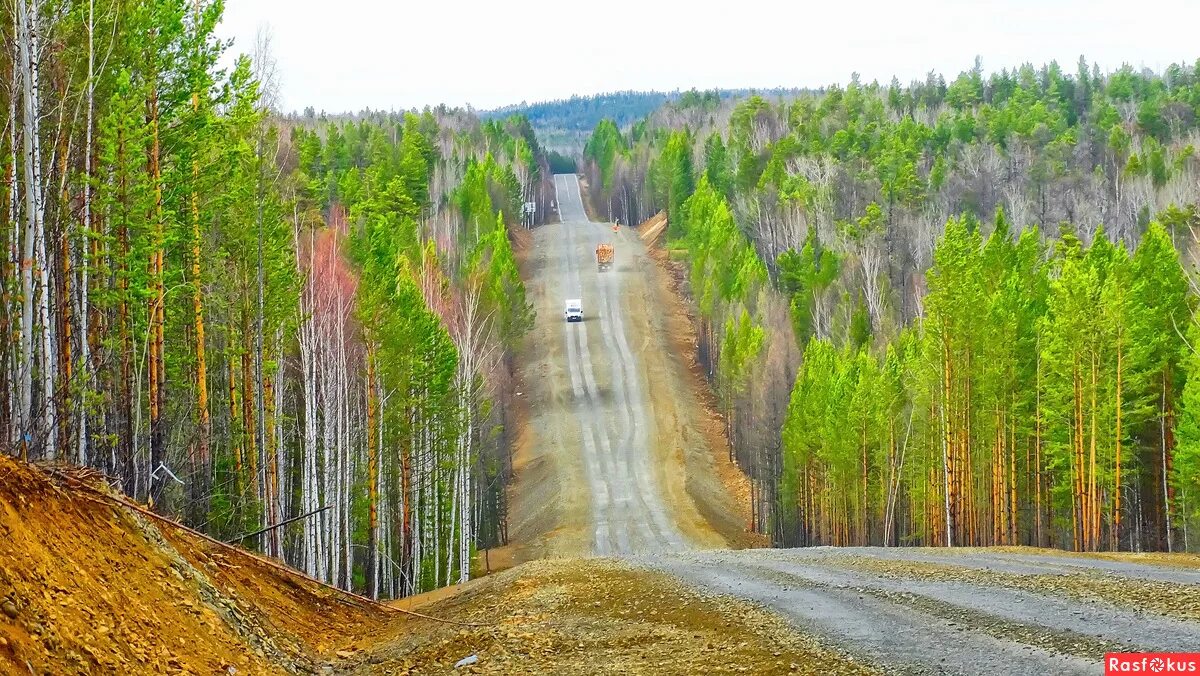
[226,505,333,544]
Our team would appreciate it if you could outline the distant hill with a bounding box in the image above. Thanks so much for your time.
[484,88,809,154]
[483,91,673,132]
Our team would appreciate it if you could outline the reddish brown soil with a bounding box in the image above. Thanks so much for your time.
[0,456,389,674]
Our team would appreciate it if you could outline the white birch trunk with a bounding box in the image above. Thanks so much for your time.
[336,308,350,588]
[15,0,43,456]
[77,0,94,465]
[321,321,336,583]
[409,401,421,594]
[272,329,285,557]
[860,239,885,329]
[299,223,321,578]
[8,31,21,449]
[35,180,55,458]
[5,201,14,448]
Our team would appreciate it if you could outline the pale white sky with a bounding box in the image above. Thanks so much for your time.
[217,0,1199,113]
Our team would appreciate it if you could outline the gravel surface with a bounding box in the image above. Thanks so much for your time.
[637,548,1200,675]
[811,546,1200,585]
[508,174,743,559]
[351,559,875,675]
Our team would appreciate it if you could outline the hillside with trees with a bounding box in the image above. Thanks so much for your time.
[485,91,675,132]
[583,58,1200,551]
[489,88,810,155]
[1,0,551,599]
[483,91,673,156]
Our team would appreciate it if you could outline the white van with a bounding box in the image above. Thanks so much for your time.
[564,299,583,322]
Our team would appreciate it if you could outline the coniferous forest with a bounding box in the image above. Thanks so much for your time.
[1,0,549,598]
[584,59,1200,552]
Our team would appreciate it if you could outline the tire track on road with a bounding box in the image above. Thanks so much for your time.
[557,175,613,554]
[648,551,1101,675]
[558,174,634,554]
[554,173,682,554]
[597,250,685,550]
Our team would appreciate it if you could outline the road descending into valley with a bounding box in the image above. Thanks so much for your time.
[499,175,1200,676]
[508,174,745,557]
[545,173,685,554]
[10,173,1200,676]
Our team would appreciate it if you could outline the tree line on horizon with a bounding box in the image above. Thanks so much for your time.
[583,57,1200,552]
[493,88,813,156]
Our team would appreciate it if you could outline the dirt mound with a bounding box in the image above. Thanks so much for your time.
[507,221,534,253]
[0,456,388,674]
[350,558,872,674]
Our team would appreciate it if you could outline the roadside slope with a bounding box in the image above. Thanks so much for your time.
[0,456,390,674]
[634,209,765,549]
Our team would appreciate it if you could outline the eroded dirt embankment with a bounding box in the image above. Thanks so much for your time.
[0,455,389,674]
[634,209,765,549]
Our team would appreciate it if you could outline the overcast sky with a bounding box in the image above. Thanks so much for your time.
[216,0,1200,113]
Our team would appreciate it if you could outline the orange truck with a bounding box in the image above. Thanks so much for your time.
[596,243,614,271]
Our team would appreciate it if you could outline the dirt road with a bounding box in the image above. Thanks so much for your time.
[507,174,746,559]
[644,547,1200,674]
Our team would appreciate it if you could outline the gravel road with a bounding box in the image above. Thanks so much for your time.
[643,548,1200,675]
[507,174,741,558]
[552,173,685,554]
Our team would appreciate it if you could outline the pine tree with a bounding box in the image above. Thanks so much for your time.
[925,214,984,545]
[1130,221,1191,551]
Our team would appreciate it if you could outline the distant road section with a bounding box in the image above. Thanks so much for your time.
[507,174,744,559]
